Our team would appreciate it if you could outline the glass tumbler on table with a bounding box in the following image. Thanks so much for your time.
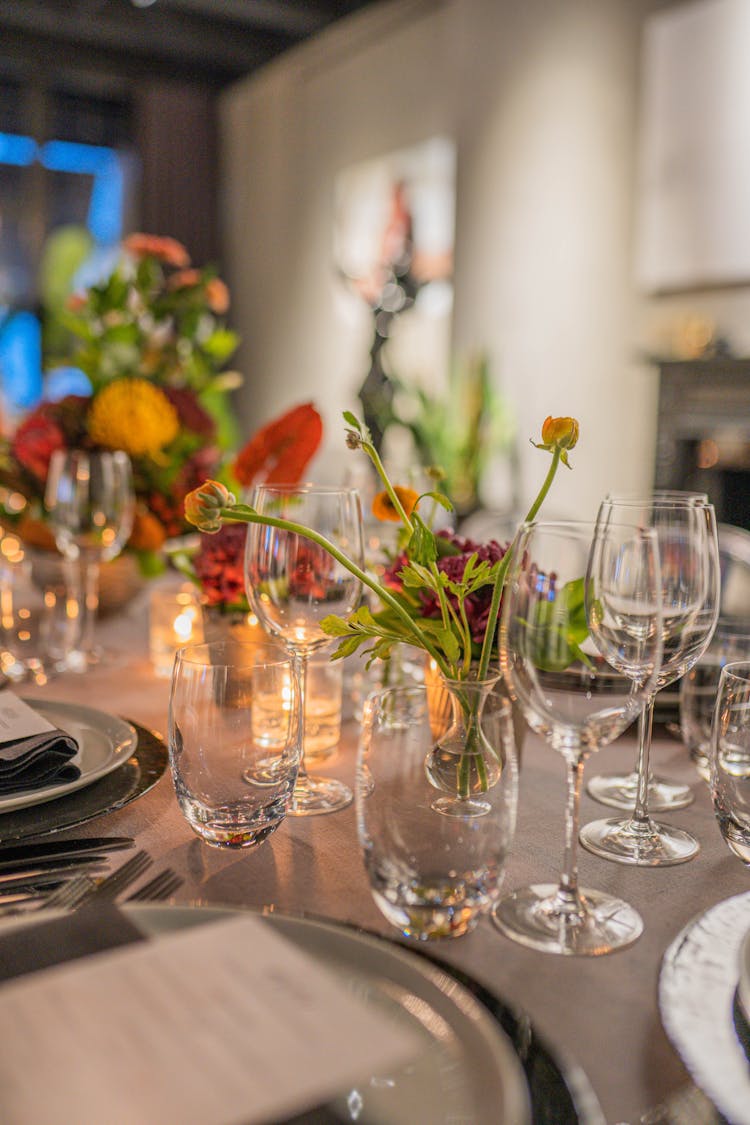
[168,639,302,848]
[44,449,135,669]
[580,497,720,866]
[245,484,364,815]
[357,683,518,940]
[492,520,663,956]
[680,619,750,783]
[709,660,750,865]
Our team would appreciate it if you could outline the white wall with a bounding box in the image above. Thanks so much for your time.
[220,0,664,519]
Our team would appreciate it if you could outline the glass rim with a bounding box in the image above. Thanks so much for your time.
[519,518,658,538]
[173,638,292,670]
[719,659,750,684]
[364,680,513,710]
[250,482,360,497]
[600,493,712,509]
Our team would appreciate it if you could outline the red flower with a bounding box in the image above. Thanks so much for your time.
[233,402,323,487]
[193,524,248,607]
[163,387,216,440]
[11,410,66,482]
[386,532,510,646]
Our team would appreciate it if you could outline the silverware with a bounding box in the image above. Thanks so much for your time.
[0,860,111,893]
[125,869,184,903]
[0,836,134,868]
[67,850,153,908]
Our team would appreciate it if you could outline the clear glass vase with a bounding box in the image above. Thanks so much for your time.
[424,673,512,818]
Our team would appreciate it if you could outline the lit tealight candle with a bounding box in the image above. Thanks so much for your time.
[149,587,204,678]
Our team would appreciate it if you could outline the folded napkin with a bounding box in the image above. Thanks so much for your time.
[0,730,80,794]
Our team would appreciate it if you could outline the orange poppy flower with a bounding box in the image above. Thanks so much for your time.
[540,416,579,450]
[233,402,323,487]
[372,486,419,523]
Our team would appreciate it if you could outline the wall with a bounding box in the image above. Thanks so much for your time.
[220,0,670,519]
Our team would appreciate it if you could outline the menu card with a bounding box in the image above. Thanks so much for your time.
[0,914,420,1125]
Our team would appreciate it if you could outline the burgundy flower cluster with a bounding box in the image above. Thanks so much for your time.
[385,531,510,647]
[193,524,248,609]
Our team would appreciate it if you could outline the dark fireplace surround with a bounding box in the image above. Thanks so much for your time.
[654,357,750,532]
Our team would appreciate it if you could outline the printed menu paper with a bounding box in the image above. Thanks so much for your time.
[0,914,420,1125]
[0,693,55,756]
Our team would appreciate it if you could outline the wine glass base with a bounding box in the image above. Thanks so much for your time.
[586,771,694,812]
[288,774,353,816]
[579,817,700,866]
[430,796,491,818]
[491,883,643,956]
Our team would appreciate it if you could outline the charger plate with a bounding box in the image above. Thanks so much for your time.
[659,891,750,1125]
[0,719,167,840]
[128,905,601,1125]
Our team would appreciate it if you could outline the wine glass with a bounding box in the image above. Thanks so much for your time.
[245,484,364,815]
[44,449,135,669]
[709,660,750,865]
[585,490,710,812]
[492,520,663,955]
[580,497,720,866]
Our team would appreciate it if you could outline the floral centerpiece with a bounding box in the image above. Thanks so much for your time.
[185,412,578,802]
[0,233,241,572]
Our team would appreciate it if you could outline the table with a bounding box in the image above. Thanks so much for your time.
[18,601,750,1125]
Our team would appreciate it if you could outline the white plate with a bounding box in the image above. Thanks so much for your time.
[115,904,532,1125]
[659,891,750,1125]
[0,700,137,815]
[739,927,750,1027]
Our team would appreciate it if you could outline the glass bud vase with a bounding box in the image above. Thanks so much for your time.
[424,673,514,818]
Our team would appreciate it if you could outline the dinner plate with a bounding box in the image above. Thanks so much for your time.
[0,700,137,815]
[659,891,750,1125]
[738,926,750,1029]
[121,904,532,1125]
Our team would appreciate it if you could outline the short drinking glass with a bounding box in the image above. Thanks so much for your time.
[168,640,301,848]
[357,683,518,941]
[710,660,750,865]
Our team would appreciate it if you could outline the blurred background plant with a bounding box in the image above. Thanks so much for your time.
[374,352,517,521]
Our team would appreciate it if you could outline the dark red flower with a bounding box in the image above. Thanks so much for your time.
[163,387,216,440]
[11,410,66,482]
[386,531,510,646]
[194,524,248,607]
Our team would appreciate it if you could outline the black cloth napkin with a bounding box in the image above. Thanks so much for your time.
[0,903,145,985]
[0,729,80,793]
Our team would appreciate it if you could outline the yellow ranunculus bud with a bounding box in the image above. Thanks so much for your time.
[541,416,579,450]
[184,480,236,533]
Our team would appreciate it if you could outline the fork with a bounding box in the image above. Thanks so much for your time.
[125,869,184,903]
[38,850,153,913]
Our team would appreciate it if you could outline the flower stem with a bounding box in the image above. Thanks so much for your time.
[222,505,451,677]
[476,447,562,681]
[362,441,414,532]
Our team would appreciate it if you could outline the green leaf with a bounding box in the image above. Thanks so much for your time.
[406,514,438,567]
[417,490,454,512]
[319,614,353,637]
[342,411,361,430]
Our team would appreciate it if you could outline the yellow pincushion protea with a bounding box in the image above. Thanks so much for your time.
[88,378,179,457]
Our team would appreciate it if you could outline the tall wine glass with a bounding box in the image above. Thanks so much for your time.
[245,484,364,815]
[492,520,663,955]
[586,490,709,812]
[45,450,135,669]
[580,497,720,866]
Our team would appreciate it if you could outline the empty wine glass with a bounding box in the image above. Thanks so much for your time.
[245,484,364,815]
[492,520,662,955]
[709,660,750,865]
[586,489,709,812]
[580,497,719,866]
[45,450,135,669]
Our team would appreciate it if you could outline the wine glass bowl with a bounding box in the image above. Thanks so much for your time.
[492,520,663,956]
[245,484,364,815]
[44,449,135,668]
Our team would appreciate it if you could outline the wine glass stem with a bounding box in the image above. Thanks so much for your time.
[632,697,656,825]
[293,651,310,782]
[79,554,101,656]
[559,755,584,912]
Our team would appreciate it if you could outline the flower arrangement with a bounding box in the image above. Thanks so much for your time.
[185,412,579,683]
[0,233,241,564]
